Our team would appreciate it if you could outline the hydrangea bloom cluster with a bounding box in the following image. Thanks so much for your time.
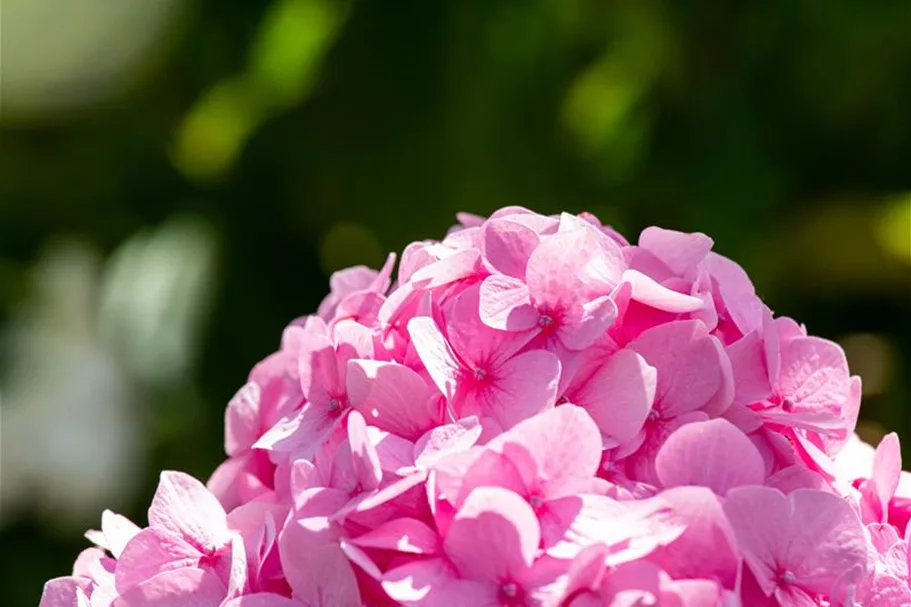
[42,208,911,607]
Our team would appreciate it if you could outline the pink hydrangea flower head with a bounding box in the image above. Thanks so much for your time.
[41,208,908,607]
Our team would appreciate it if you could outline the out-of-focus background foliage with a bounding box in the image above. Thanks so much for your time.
[1,0,909,603]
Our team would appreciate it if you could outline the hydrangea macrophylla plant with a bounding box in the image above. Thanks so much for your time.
[41,208,911,607]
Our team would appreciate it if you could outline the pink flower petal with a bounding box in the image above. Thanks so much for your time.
[778,336,850,412]
[472,349,560,430]
[455,450,529,507]
[723,487,868,597]
[114,568,227,607]
[410,249,481,289]
[490,405,602,499]
[96,509,141,559]
[279,519,360,607]
[766,466,829,494]
[543,494,684,563]
[346,469,429,517]
[432,448,485,507]
[638,227,714,276]
[350,518,440,555]
[407,316,462,400]
[619,269,704,313]
[726,331,773,406]
[702,334,735,417]
[655,418,765,494]
[331,319,376,361]
[115,527,201,593]
[382,558,475,606]
[478,274,538,331]
[873,433,903,508]
[225,382,262,455]
[224,534,249,600]
[557,295,619,351]
[702,252,764,336]
[338,540,383,581]
[370,428,416,473]
[648,486,740,588]
[628,320,725,418]
[666,578,724,606]
[72,547,111,582]
[147,472,229,554]
[40,577,94,607]
[222,594,310,607]
[526,228,621,308]
[413,418,483,470]
[444,487,541,583]
[858,574,911,606]
[296,326,335,403]
[481,218,540,279]
[206,452,272,512]
[443,284,537,369]
[330,262,387,300]
[347,359,440,440]
[256,404,345,462]
[863,432,903,523]
[346,411,383,492]
[567,349,656,448]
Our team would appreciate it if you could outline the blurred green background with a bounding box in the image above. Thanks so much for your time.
[1,0,909,604]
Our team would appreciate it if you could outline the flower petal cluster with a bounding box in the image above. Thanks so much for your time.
[42,209,909,607]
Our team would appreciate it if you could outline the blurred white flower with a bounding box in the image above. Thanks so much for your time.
[0,216,217,528]
[0,241,141,525]
[98,216,217,386]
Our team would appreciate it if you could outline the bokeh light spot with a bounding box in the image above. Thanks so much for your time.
[171,78,263,183]
[875,194,911,266]
[247,0,345,108]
